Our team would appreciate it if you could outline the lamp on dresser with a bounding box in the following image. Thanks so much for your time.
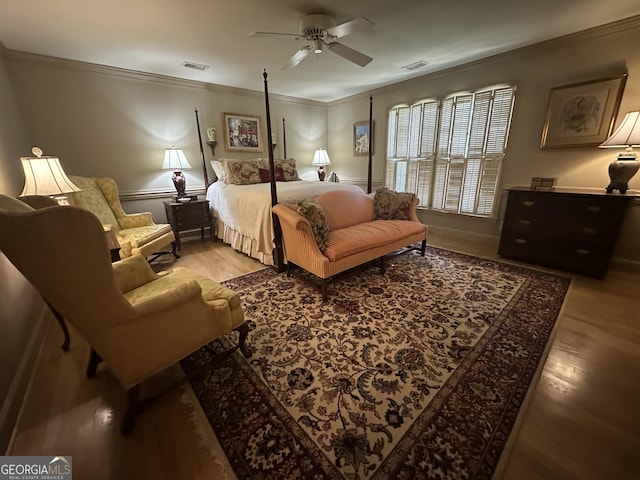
[311,148,331,181]
[162,146,192,199]
[20,146,81,205]
[599,110,640,194]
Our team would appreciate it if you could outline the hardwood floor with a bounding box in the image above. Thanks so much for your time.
[6,232,640,479]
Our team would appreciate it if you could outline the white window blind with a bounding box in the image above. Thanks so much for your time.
[385,85,515,217]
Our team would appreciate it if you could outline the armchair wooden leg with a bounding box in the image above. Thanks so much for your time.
[321,280,329,302]
[121,385,140,435]
[171,241,180,259]
[421,239,427,256]
[86,348,103,378]
[45,300,70,351]
[235,322,253,358]
[380,256,387,274]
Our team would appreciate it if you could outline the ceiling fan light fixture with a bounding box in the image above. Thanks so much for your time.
[313,40,323,54]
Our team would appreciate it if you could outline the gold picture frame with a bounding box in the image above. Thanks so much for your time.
[540,74,627,148]
[353,120,373,156]
[222,112,264,153]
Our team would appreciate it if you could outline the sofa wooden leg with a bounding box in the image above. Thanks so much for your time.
[322,281,329,302]
[120,385,140,435]
[236,322,253,358]
[421,239,427,256]
[86,348,102,378]
[380,256,387,274]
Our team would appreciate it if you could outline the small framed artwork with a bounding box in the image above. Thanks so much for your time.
[540,74,627,148]
[353,120,373,156]
[222,112,264,153]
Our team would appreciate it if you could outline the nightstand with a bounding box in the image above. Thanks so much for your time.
[163,199,213,250]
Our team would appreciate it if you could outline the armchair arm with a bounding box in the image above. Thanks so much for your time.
[130,280,203,317]
[112,254,159,292]
[118,212,155,228]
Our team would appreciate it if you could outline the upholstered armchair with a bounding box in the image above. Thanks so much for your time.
[0,194,250,433]
[67,175,178,261]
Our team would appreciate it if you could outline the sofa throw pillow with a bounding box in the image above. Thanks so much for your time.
[220,158,261,185]
[297,199,329,251]
[374,187,416,220]
[275,158,299,181]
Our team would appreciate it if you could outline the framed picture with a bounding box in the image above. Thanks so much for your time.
[353,120,373,156]
[222,112,264,153]
[540,74,627,148]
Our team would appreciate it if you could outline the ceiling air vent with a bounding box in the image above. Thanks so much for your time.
[183,61,209,71]
[402,60,428,71]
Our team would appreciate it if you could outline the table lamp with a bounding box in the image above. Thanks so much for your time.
[311,148,331,181]
[162,146,192,198]
[20,146,81,205]
[599,110,640,194]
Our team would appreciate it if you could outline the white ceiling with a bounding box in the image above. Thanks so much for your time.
[2,0,640,102]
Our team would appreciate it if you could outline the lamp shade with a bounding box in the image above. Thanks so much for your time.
[311,148,331,166]
[162,147,192,170]
[20,147,81,197]
[599,111,640,148]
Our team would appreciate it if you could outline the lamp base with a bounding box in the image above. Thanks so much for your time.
[172,171,187,197]
[606,157,639,194]
[317,166,326,181]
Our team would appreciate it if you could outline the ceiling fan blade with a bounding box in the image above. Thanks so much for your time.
[249,31,302,39]
[326,17,374,38]
[282,46,312,70]
[327,42,373,67]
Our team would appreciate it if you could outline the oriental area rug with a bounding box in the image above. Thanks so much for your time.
[181,246,570,480]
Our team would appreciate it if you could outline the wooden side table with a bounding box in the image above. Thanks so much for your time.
[163,199,213,250]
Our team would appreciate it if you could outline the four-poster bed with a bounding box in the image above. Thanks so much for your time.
[197,70,374,270]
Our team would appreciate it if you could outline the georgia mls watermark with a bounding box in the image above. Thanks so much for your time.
[0,456,72,480]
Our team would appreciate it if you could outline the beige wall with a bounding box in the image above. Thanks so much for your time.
[0,47,47,452]
[327,17,640,265]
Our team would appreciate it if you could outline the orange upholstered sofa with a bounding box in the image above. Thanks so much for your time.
[272,189,428,300]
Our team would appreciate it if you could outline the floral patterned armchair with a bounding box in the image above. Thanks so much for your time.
[67,175,177,261]
[0,194,250,433]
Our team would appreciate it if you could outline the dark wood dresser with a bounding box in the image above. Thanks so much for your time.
[498,187,633,278]
[163,199,213,250]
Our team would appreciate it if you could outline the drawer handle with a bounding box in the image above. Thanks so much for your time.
[576,248,590,255]
[522,201,535,207]
[515,238,527,244]
[586,206,602,213]
[582,227,597,234]
[518,220,532,225]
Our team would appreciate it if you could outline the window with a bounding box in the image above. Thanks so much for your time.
[385,85,515,217]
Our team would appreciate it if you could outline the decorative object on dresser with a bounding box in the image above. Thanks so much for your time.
[498,187,633,278]
[530,176,557,191]
[162,146,192,198]
[20,146,81,205]
[540,74,627,149]
[164,199,213,250]
[599,110,640,194]
[311,148,331,181]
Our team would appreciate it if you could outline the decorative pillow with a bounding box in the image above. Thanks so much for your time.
[275,158,299,181]
[297,199,329,251]
[374,187,416,220]
[210,160,225,182]
[258,166,286,183]
[219,158,261,185]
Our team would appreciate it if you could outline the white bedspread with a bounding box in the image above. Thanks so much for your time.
[206,181,362,262]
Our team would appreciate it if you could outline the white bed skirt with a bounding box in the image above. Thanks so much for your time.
[214,217,275,266]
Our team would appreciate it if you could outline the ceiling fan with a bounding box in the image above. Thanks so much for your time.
[249,13,374,69]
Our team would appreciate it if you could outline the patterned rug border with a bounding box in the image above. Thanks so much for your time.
[188,246,571,480]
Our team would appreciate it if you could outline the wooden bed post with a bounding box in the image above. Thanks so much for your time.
[195,108,210,189]
[263,70,285,271]
[282,117,287,159]
[367,94,373,194]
